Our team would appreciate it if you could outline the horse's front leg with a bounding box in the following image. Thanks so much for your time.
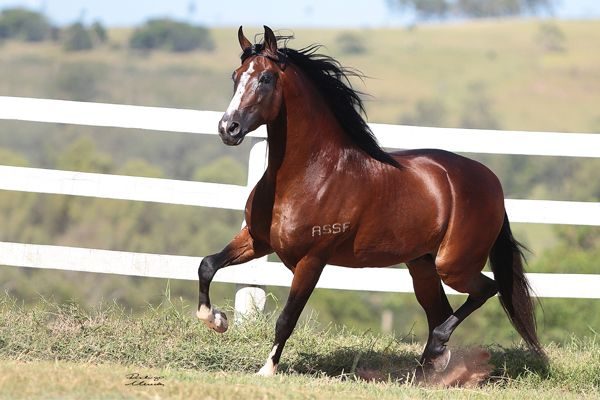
[197,226,271,333]
[257,256,325,376]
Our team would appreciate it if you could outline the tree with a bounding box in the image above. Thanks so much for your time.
[536,22,566,52]
[0,8,52,41]
[129,19,214,53]
[389,0,449,20]
[388,0,556,20]
[91,21,107,43]
[62,23,94,51]
[336,32,368,55]
[456,0,521,18]
[61,21,109,52]
[193,156,246,185]
[56,136,113,173]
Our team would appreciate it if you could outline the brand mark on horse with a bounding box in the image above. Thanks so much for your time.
[311,222,351,237]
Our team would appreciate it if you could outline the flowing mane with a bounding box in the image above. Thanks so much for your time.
[241,40,400,168]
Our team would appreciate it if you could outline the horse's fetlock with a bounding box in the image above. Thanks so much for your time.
[432,326,449,342]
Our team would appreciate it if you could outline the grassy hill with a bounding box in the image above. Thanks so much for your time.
[1,20,600,132]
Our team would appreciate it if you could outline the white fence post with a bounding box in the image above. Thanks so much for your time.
[234,139,269,322]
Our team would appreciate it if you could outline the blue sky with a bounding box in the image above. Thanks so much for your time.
[0,0,599,27]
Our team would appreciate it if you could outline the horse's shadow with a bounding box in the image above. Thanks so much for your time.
[284,345,418,381]
[282,345,549,385]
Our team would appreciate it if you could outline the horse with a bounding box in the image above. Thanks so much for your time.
[196,25,544,378]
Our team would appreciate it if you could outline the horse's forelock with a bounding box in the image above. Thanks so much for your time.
[240,35,293,65]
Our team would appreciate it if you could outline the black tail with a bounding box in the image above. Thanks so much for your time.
[489,213,545,356]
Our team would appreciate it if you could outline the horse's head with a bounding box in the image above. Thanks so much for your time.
[218,26,285,146]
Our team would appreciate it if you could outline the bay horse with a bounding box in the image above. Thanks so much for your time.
[196,26,543,377]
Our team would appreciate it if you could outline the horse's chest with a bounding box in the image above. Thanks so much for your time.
[269,194,354,262]
[269,201,312,248]
[247,175,359,266]
[245,185,310,251]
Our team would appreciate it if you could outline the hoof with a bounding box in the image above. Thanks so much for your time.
[431,348,451,372]
[196,306,229,333]
[210,310,228,333]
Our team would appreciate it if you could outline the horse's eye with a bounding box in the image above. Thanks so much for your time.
[259,73,272,84]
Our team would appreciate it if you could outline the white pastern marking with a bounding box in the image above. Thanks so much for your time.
[196,304,212,321]
[225,61,255,117]
[257,344,278,376]
[196,305,228,333]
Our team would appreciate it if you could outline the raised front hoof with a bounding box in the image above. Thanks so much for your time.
[196,307,229,333]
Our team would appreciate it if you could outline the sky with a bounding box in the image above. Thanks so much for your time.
[0,0,599,27]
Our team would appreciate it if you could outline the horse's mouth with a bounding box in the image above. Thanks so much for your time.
[220,134,245,146]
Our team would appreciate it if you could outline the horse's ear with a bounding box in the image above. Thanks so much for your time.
[263,25,278,55]
[238,26,252,51]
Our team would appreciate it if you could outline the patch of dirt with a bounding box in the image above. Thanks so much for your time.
[355,347,493,388]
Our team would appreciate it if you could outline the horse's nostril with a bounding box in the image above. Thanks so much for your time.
[227,121,240,135]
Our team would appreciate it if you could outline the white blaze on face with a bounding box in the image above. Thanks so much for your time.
[221,61,256,132]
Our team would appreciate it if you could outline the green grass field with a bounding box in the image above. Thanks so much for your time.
[0,295,598,399]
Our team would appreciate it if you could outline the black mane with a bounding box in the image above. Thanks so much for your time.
[241,41,400,169]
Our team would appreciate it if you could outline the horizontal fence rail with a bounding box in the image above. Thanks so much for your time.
[1,96,599,300]
[1,165,599,226]
[0,165,249,210]
[2,241,600,299]
[1,96,600,158]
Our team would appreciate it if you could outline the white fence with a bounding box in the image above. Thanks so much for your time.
[1,96,600,301]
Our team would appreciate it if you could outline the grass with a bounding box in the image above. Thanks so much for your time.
[0,294,598,399]
[0,359,596,400]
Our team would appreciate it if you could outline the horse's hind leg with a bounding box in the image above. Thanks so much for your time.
[406,256,453,366]
[426,261,498,371]
[197,226,271,333]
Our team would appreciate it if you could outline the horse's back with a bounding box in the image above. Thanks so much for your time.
[391,149,504,205]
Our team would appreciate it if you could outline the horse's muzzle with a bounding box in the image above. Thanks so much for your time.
[218,113,247,146]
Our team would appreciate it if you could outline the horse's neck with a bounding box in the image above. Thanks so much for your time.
[265,80,358,179]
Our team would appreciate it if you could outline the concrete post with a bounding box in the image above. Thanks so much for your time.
[234,139,269,322]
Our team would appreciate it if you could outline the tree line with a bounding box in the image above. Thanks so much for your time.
[389,0,555,20]
[0,7,213,52]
